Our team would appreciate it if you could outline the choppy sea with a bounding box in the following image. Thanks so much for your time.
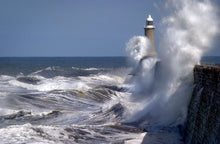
[0,56,219,144]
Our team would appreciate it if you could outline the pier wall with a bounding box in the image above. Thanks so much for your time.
[184,64,220,144]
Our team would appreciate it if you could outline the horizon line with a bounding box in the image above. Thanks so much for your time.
[0,55,219,58]
[0,56,127,58]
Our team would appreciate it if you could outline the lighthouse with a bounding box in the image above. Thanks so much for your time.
[144,14,157,56]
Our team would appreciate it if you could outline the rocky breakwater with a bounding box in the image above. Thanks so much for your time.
[184,64,220,144]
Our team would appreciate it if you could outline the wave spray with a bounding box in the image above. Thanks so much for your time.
[124,0,219,128]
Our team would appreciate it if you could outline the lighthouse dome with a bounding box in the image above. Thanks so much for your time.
[147,14,153,21]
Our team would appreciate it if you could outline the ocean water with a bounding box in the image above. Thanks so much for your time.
[201,56,220,64]
[0,56,218,144]
[0,57,145,144]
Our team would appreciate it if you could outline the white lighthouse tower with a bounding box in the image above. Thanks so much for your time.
[144,14,157,56]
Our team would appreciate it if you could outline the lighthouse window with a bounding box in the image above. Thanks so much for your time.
[147,21,153,25]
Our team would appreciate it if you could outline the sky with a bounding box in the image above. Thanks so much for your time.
[0,0,219,57]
